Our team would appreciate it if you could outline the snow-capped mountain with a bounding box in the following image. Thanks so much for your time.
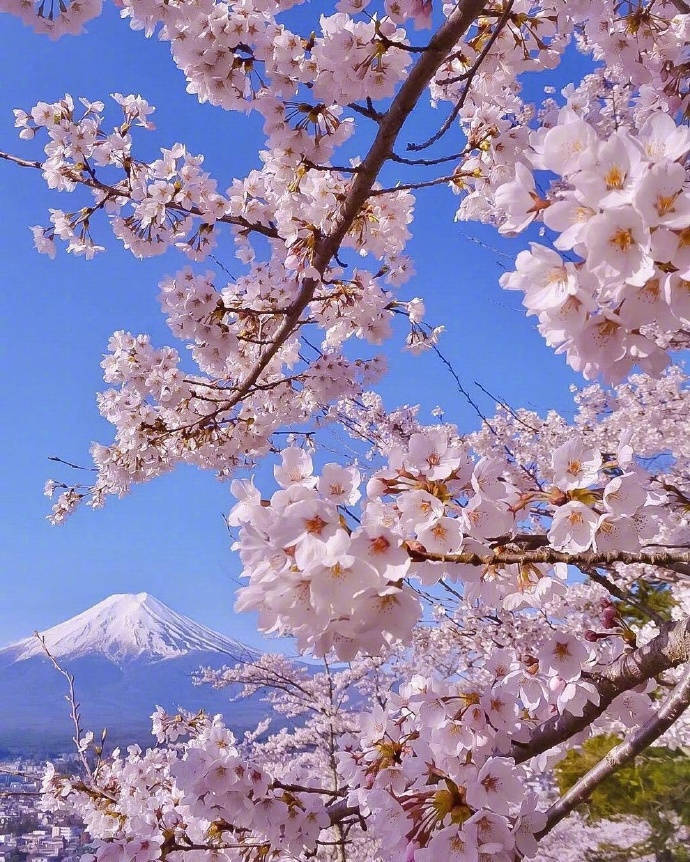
[0,594,266,755]
[1,592,253,665]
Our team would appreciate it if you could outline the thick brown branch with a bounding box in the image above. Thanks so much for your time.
[512,615,690,763]
[327,800,362,826]
[539,661,690,836]
[272,780,345,797]
[191,0,488,414]
[411,546,690,571]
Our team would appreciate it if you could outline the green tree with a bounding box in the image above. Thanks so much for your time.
[556,735,690,861]
[617,580,677,628]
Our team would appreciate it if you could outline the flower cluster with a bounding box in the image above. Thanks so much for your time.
[42,711,332,861]
[230,417,671,659]
[15,91,416,272]
[231,448,423,660]
[544,436,663,554]
[497,111,690,380]
[339,646,598,861]
[341,686,543,860]
[0,0,102,38]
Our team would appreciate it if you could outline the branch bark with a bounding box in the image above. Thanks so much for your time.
[327,800,361,826]
[410,545,690,571]
[512,615,690,763]
[195,0,487,412]
[539,661,690,836]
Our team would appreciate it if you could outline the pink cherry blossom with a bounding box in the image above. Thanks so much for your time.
[539,633,589,682]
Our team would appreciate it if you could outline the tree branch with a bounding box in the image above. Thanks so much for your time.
[36,633,93,780]
[407,0,513,152]
[181,0,488,415]
[0,150,279,239]
[512,615,690,763]
[272,780,345,797]
[581,565,667,627]
[389,147,473,166]
[409,545,690,572]
[327,800,362,826]
[539,661,690,836]
[369,172,467,195]
[11,2,487,444]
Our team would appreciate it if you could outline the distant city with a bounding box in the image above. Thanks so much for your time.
[0,756,88,861]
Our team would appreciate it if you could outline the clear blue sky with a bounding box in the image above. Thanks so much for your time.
[0,4,589,649]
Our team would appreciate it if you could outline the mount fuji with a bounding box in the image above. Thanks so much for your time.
[0,594,266,756]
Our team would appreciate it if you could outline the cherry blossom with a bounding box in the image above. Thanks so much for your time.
[3,0,690,858]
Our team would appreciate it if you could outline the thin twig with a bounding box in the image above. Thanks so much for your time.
[407,1,514,152]
[430,342,541,486]
[581,565,667,627]
[369,172,465,195]
[0,150,278,239]
[389,148,471,166]
[472,379,541,432]
[48,455,97,472]
[35,633,93,779]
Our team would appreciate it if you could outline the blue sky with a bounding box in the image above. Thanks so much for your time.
[0,4,589,649]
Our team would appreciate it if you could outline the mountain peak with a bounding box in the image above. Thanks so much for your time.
[1,593,254,665]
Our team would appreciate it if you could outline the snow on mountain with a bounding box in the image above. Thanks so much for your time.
[0,595,266,754]
[1,593,255,665]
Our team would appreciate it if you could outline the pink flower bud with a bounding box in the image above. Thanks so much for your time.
[602,606,619,628]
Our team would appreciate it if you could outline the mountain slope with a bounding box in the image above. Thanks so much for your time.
[0,592,254,665]
[0,594,267,756]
